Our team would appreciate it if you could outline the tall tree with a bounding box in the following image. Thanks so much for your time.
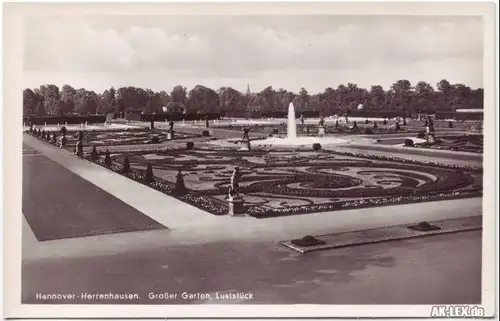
[171,85,188,106]
[258,86,276,113]
[187,85,219,113]
[23,88,39,117]
[414,81,435,113]
[391,80,413,116]
[369,85,385,110]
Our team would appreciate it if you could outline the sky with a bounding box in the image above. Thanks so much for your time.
[23,15,484,94]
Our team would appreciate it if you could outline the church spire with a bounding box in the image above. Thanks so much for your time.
[246,84,251,96]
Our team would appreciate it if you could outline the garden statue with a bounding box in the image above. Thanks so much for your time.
[58,135,67,148]
[242,127,250,141]
[426,116,435,144]
[74,130,84,156]
[75,141,83,156]
[227,167,241,198]
[300,114,305,125]
[239,128,251,151]
[317,116,326,136]
[77,130,84,142]
[426,116,435,134]
[150,119,155,130]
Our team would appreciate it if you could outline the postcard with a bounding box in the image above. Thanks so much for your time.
[2,1,497,319]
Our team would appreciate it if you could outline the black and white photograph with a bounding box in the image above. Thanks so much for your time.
[2,1,497,319]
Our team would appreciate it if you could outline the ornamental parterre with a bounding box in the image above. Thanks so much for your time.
[28,129,483,218]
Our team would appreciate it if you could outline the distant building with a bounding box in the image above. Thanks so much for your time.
[456,109,483,113]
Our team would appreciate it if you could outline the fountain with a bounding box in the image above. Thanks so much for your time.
[287,102,297,140]
[211,101,351,148]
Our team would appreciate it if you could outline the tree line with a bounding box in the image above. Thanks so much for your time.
[23,79,483,118]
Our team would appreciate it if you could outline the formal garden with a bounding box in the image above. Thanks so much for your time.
[27,124,482,218]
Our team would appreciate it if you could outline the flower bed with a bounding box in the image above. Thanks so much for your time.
[247,190,482,218]
[325,150,482,173]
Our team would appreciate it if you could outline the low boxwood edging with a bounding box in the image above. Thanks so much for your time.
[326,150,482,173]
[247,190,482,218]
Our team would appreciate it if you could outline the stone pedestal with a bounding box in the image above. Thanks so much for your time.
[238,140,251,151]
[75,141,83,156]
[227,196,245,216]
[59,136,67,148]
[318,126,325,137]
[427,134,435,144]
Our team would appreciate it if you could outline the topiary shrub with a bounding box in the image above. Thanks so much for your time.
[365,119,369,124]
[122,156,131,174]
[417,131,426,139]
[448,121,454,128]
[202,130,210,137]
[150,135,160,144]
[312,143,322,151]
[407,221,441,232]
[364,128,373,135]
[90,145,99,162]
[272,128,279,135]
[404,138,414,147]
[186,141,194,150]
[383,119,387,125]
[291,235,326,247]
[373,121,378,129]
[144,162,154,183]
[104,149,112,166]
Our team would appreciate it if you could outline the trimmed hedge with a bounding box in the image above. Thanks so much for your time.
[312,143,322,151]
